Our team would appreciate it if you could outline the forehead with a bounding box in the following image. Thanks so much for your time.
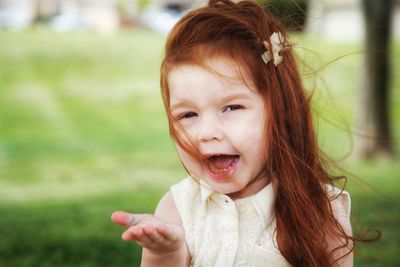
[167,57,257,100]
[168,60,263,110]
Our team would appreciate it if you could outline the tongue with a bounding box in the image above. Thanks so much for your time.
[208,155,238,173]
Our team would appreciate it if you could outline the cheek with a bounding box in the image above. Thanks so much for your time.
[173,123,198,149]
[232,113,266,142]
[240,130,265,152]
[175,144,203,174]
[236,116,267,160]
[176,145,190,163]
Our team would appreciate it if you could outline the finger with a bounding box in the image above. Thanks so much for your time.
[155,225,170,238]
[122,227,153,245]
[122,226,143,241]
[122,227,139,241]
[143,225,165,244]
[111,211,139,227]
[156,225,178,242]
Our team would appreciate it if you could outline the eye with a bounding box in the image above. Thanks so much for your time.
[178,111,198,120]
[223,105,243,112]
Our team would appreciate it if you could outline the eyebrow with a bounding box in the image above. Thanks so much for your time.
[169,100,193,112]
[221,92,253,103]
[170,92,253,111]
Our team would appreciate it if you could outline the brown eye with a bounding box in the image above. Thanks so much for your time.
[223,105,243,112]
[180,112,197,120]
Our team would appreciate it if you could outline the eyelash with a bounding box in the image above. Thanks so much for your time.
[178,111,197,120]
[223,104,243,112]
[177,105,243,121]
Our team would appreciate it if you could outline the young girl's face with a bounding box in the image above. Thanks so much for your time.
[168,57,269,199]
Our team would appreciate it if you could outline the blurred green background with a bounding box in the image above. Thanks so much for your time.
[0,27,399,267]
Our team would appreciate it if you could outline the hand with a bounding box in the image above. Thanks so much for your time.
[111,211,185,254]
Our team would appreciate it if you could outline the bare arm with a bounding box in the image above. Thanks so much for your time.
[329,193,354,267]
[141,191,190,267]
[111,192,190,267]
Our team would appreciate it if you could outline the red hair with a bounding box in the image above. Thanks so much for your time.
[160,0,353,266]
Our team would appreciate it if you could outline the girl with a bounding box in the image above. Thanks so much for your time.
[112,0,354,266]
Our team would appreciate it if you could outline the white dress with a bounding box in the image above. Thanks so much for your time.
[170,177,351,267]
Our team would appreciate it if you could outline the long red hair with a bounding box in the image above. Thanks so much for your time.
[160,0,353,266]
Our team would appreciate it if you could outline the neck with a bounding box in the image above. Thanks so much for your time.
[228,172,270,200]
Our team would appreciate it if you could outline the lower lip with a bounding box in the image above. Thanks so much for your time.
[206,158,239,182]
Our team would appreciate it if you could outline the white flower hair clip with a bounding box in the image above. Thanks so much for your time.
[261,32,290,66]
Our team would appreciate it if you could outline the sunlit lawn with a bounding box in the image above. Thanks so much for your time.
[0,28,399,267]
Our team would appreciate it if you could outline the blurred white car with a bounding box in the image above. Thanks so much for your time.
[48,13,89,32]
[140,4,187,35]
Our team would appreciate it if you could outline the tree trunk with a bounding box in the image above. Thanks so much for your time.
[305,0,325,36]
[355,0,394,158]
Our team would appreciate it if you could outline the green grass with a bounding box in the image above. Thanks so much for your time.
[0,28,399,266]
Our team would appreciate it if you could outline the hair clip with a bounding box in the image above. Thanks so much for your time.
[261,32,289,66]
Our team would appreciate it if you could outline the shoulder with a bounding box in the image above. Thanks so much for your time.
[324,184,353,237]
[170,177,201,208]
[154,191,182,225]
[325,184,354,266]
[171,177,200,194]
[155,177,200,225]
[325,184,351,219]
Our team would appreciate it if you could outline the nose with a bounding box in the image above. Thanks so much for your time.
[197,116,223,143]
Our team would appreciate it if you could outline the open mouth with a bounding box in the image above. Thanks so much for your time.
[205,154,240,176]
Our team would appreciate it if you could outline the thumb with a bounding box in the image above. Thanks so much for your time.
[111,211,139,227]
